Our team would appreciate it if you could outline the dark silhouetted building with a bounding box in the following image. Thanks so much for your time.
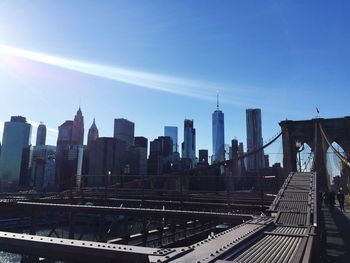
[72,107,84,145]
[114,118,134,148]
[164,126,178,153]
[148,136,173,175]
[0,116,32,191]
[198,149,209,166]
[87,118,99,147]
[135,136,148,148]
[246,109,264,170]
[264,154,270,168]
[129,136,148,176]
[56,108,84,191]
[87,137,126,187]
[182,119,196,166]
[31,145,56,191]
[36,122,47,146]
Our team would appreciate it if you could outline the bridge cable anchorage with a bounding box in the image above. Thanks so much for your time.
[319,123,350,168]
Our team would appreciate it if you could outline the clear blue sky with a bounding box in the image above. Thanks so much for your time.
[0,1,349,163]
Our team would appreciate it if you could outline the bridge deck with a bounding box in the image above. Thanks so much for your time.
[210,172,317,263]
[0,172,318,262]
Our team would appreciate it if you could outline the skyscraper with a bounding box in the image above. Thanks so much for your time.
[130,136,148,175]
[0,116,32,191]
[164,126,178,153]
[246,108,264,170]
[212,94,225,163]
[114,118,135,147]
[36,122,46,146]
[148,136,173,175]
[88,137,127,187]
[31,145,56,191]
[87,118,99,147]
[72,107,84,145]
[198,149,209,165]
[56,108,85,190]
[182,119,196,165]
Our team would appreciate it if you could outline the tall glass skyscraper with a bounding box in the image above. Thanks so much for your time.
[164,126,178,153]
[182,119,196,164]
[0,116,32,191]
[212,96,225,163]
[246,108,264,170]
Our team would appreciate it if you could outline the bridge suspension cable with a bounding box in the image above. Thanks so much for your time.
[167,130,283,175]
[237,131,282,161]
[319,123,350,168]
[205,131,283,170]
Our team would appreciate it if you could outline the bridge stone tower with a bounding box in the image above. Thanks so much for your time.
[279,117,350,193]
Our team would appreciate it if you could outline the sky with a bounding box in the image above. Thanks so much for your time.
[0,0,349,165]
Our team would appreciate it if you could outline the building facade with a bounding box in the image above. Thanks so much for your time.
[31,145,56,191]
[36,122,47,146]
[246,108,265,170]
[148,136,173,175]
[0,116,32,191]
[164,126,178,153]
[182,119,196,165]
[72,107,84,145]
[87,137,126,187]
[87,118,99,147]
[56,108,84,191]
[114,118,135,147]
[212,99,225,163]
[198,149,209,165]
[129,136,148,175]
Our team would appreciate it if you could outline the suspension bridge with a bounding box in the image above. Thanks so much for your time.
[0,116,349,262]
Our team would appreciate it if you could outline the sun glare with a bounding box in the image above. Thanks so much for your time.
[0,44,227,101]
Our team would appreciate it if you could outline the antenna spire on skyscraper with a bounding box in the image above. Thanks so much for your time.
[216,91,219,110]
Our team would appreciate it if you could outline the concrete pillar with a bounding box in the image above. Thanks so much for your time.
[314,120,329,191]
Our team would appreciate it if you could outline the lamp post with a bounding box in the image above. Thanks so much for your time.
[296,141,304,172]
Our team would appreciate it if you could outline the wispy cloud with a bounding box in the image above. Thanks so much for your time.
[0,44,254,106]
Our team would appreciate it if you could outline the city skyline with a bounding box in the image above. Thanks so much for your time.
[0,1,349,161]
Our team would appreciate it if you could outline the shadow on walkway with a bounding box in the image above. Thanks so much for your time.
[320,204,350,263]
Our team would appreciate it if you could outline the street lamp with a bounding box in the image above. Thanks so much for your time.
[296,141,304,172]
